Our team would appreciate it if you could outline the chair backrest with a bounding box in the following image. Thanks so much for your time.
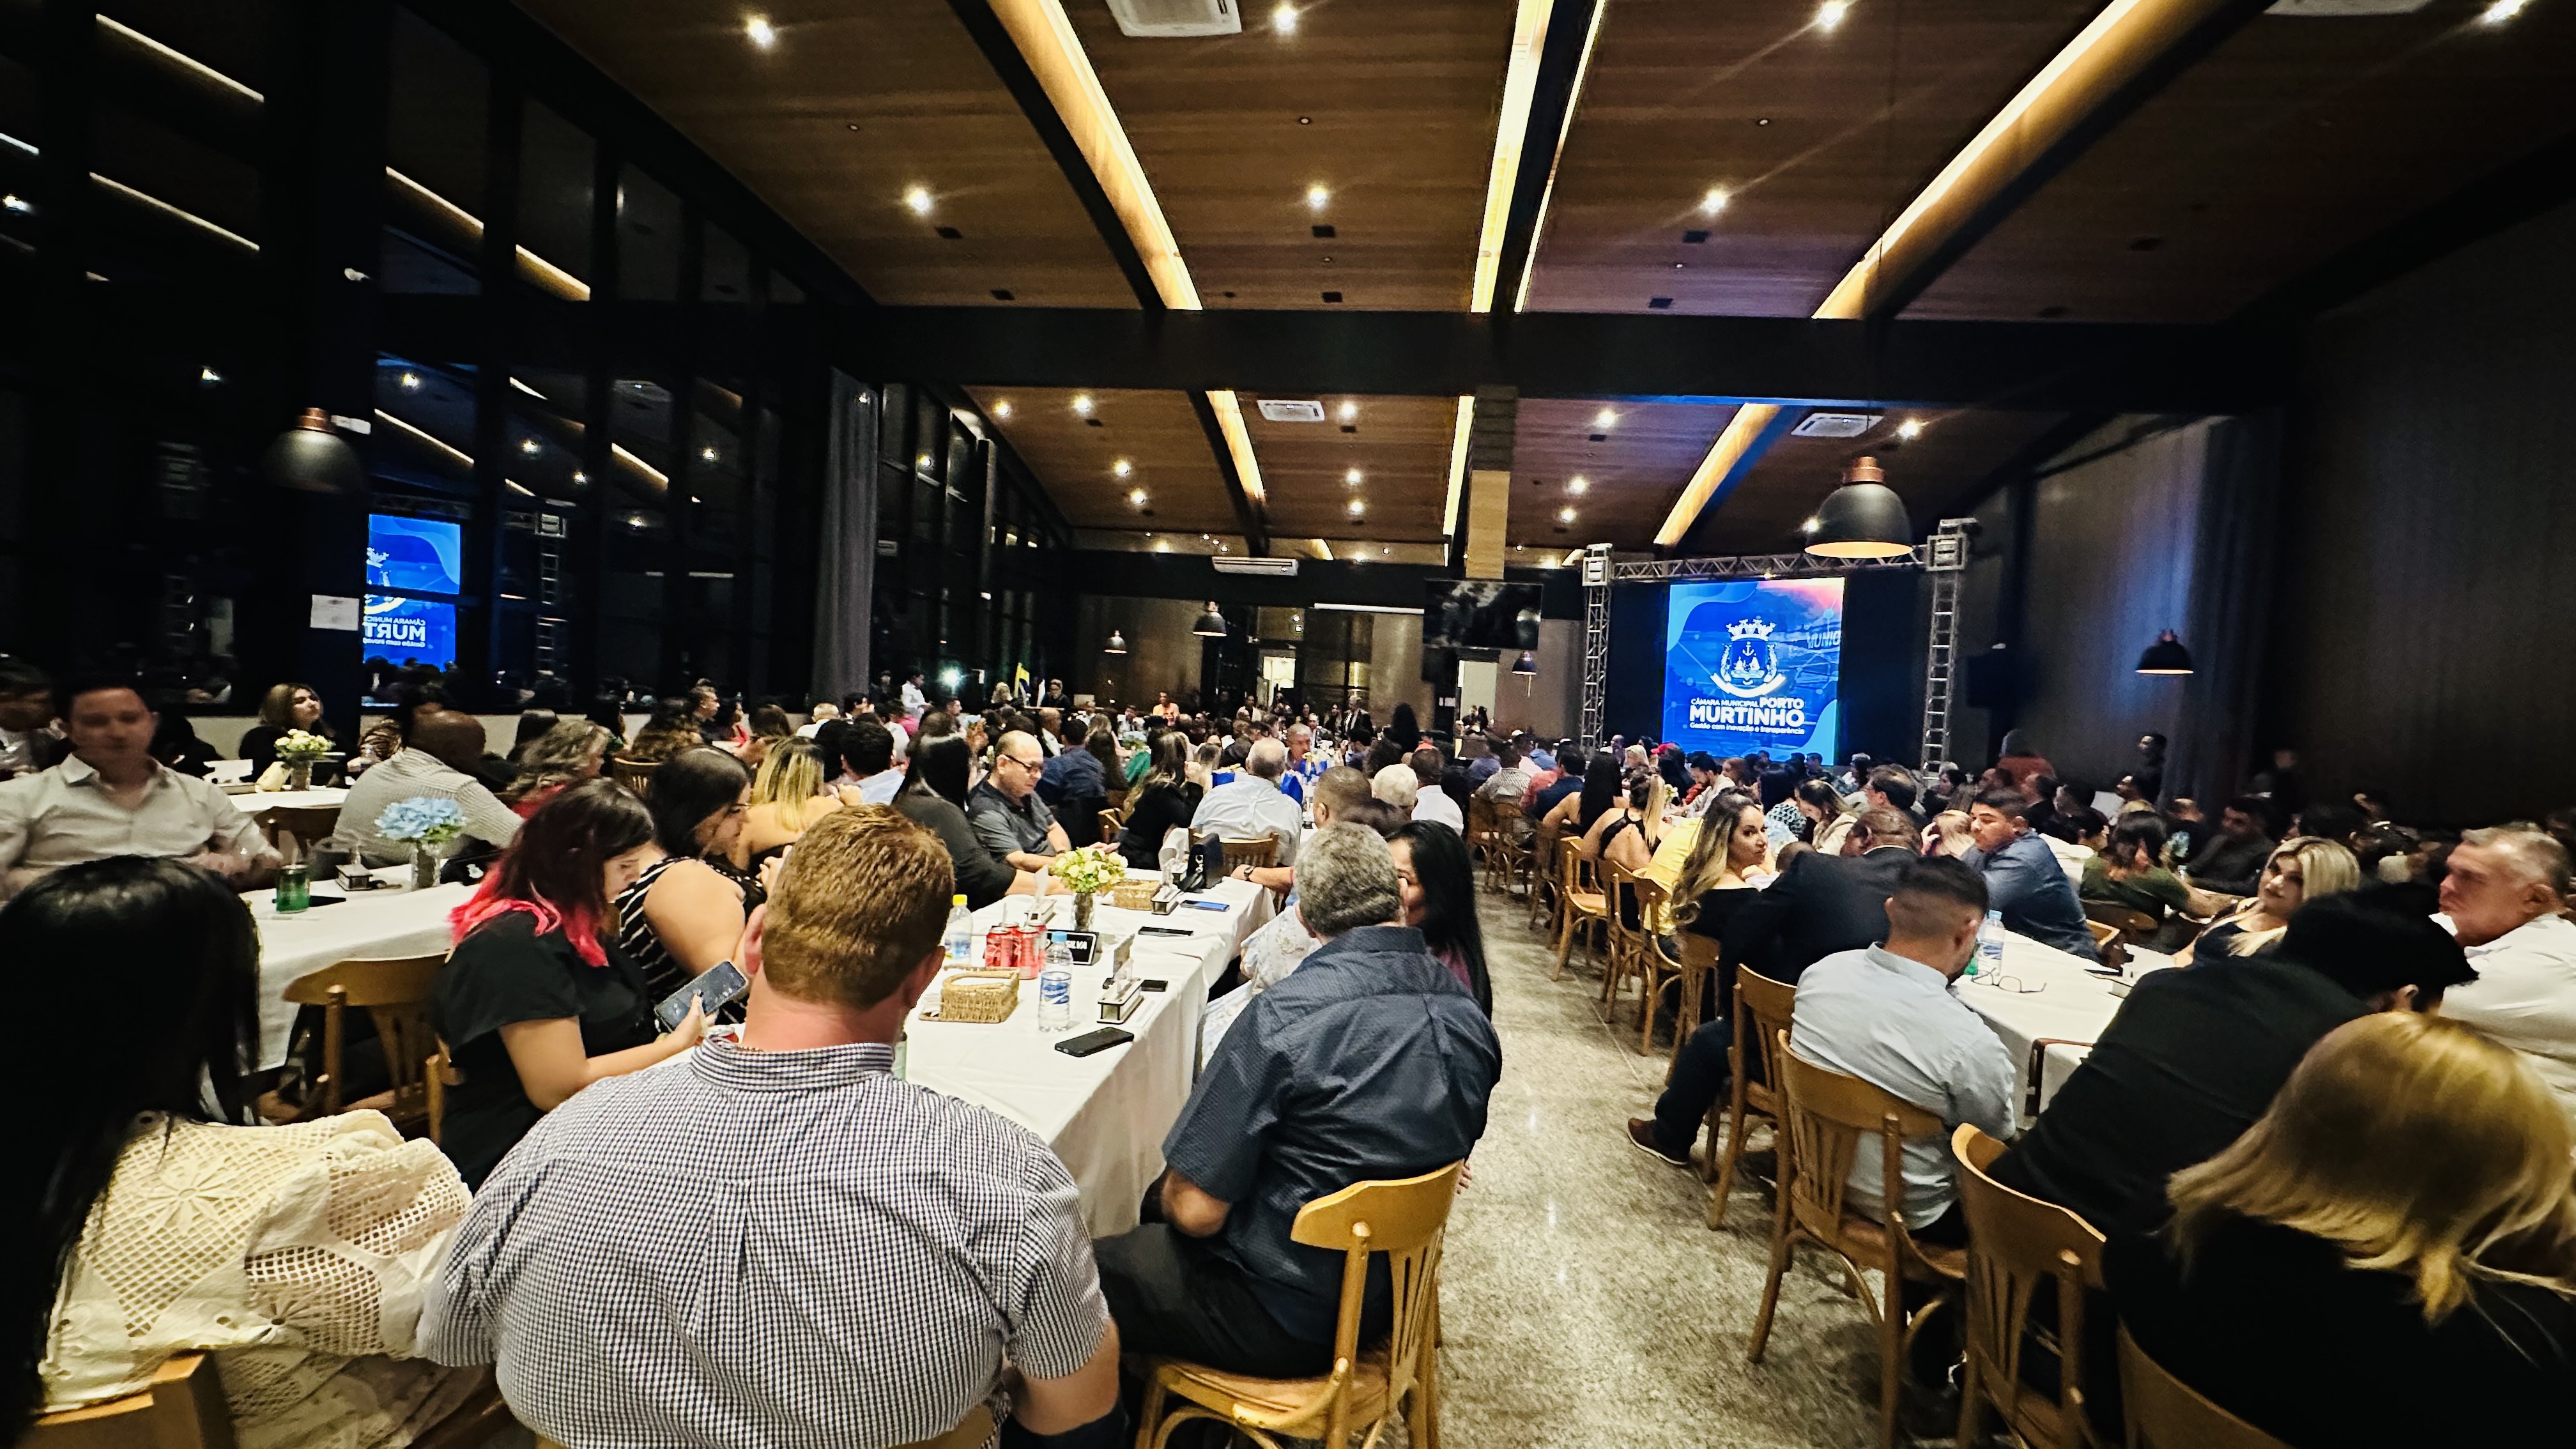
[1953,1123,2106,1448]
[1632,872,1670,938]
[1775,1032,1944,1247]
[1559,834,1600,898]
[2085,918,2120,950]
[1603,861,1644,946]
[425,1041,459,1145]
[283,954,443,1121]
[1675,926,1719,976]
[2118,1326,2292,1449]
[1464,793,1496,846]
[609,756,659,798]
[1104,786,1128,814]
[1533,813,1561,875]
[257,804,341,853]
[2083,900,2160,938]
[1290,1162,1466,1449]
[23,1353,227,1449]
[1735,968,1797,1087]
[1219,835,1278,871]
[1097,808,1123,845]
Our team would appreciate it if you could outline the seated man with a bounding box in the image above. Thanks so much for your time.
[1094,824,1501,1375]
[1473,743,1534,808]
[0,677,278,898]
[2435,827,2576,1119]
[1994,889,2472,1233]
[1787,857,2017,1241]
[1237,766,1376,988]
[970,728,1069,871]
[2182,795,2279,897]
[337,708,524,866]
[424,809,1123,1446]
[1190,737,1304,868]
[0,656,66,781]
[845,719,905,805]
[1960,787,2099,961]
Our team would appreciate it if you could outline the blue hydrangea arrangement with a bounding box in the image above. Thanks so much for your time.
[377,795,468,848]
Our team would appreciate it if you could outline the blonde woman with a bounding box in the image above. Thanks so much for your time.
[2105,1013,2576,1446]
[1667,790,1773,940]
[736,736,855,868]
[2175,836,2361,965]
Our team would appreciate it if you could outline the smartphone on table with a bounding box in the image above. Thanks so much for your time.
[656,960,749,1031]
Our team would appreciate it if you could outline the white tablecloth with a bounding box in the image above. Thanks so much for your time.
[908,877,1273,1236]
[1956,933,2175,1123]
[231,788,351,814]
[250,870,470,1067]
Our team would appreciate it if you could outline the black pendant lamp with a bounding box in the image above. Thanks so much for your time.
[1192,602,1229,638]
[2135,629,2194,675]
[1510,650,1538,675]
[259,408,364,494]
[1103,629,1128,654]
[1801,456,1913,558]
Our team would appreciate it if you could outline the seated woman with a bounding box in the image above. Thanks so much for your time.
[2175,835,2361,965]
[19,857,483,1448]
[238,680,336,779]
[1579,773,1671,886]
[1117,730,1203,870]
[1669,789,1772,933]
[433,779,706,1186]
[2082,813,2189,942]
[2104,1013,2576,1447]
[893,733,1041,910]
[1391,821,1492,1015]
[622,696,707,763]
[1793,777,1857,856]
[737,703,793,771]
[505,708,558,763]
[616,747,762,1003]
[738,736,856,868]
[500,719,611,818]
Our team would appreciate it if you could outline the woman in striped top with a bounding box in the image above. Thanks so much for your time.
[614,746,764,1002]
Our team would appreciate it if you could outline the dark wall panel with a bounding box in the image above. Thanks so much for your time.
[2267,196,2576,826]
[1604,582,1667,747]
[1841,569,1926,769]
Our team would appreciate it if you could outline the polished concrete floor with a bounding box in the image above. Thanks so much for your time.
[1432,896,1887,1449]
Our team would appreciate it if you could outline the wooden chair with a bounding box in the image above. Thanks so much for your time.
[1710,968,1795,1218]
[2118,1326,2292,1449]
[1104,786,1128,816]
[2082,900,2159,942]
[1097,808,1124,848]
[1550,843,1609,981]
[609,756,660,797]
[1669,930,1719,1073]
[254,804,341,855]
[1525,813,1563,932]
[1487,799,1532,897]
[1749,1033,1968,1449]
[1219,835,1279,874]
[2083,917,2129,972]
[1466,795,1502,891]
[256,955,444,1135]
[425,1041,459,1146]
[1135,1163,1460,1449]
[1599,861,1647,1009]
[1952,1124,2110,1449]
[31,1356,513,1449]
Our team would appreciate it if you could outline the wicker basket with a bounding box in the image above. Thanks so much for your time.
[931,970,1021,1023]
[1110,878,1162,912]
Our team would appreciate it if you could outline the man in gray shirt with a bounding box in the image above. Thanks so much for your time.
[0,678,277,899]
[969,728,1067,871]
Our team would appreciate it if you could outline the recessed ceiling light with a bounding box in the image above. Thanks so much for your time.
[992,401,1012,418]
[1071,394,1093,416]
[1896,418,1924,440]
[700,446,719,461]
[1701,187,1730,214]
[1558,505,1577,523]
[399,371,420,390]
[1568,475,1590,494]
[1307,183,1330,210]
[1593,408,1617,429]
[572,470,587,484]
[198,367,221,385]
[744,14,777,49]
[519,438,540,456]
[1381,546,1390,555]
[1815,1,1850,31]
[2481,0,2526,20]
[1345,468,1363,486]
[903,186,932,215]
[1128,487,1147,506]
[1801,516,1821,533]
[1337,401,1357,422]
[1,194,30,214]
[1113,458,1133,477]
[1273,3,1298,34]
[1347,498,1365,516]
[916,453,932,470]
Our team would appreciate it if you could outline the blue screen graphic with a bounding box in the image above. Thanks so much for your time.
[1659,579,1844,761]
[362,595,457,666]
[366,514,463,595]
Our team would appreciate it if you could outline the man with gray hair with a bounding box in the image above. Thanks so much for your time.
[2437,826,2576,1119]
[1190,735,1305,866]
[1091,822,1501,1377]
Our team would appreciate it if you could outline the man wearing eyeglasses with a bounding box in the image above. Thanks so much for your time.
[969,729,1068,871]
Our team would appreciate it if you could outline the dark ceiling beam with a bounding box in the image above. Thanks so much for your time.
[944,0,1269,555]
[831,306,2285,413]
[1486,0,1600,315]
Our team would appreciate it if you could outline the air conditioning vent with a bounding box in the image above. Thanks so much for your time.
[1791,411,1883,439]
[1256,399,1327,423]
[1211,555,1299,577]
[2265,0,2430,15]
[1105,0,1241,38]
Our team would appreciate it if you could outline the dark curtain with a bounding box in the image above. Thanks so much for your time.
[2172,410,2281,809]
[811,372,877,702]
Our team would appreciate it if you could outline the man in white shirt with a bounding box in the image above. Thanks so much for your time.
[2437,827,2576,1119]
[1407,751,1465,832]
[1190,738,1305,867]
[337,709,524,866]
[0,657,65,781]
[900,671,927,720]
[1787,855,2018,1243]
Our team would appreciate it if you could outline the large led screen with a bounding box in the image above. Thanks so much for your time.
[1659,578,1843,761]
[366,513,463,595]
[362,595,458,666]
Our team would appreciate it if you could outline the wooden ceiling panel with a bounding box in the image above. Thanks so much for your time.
[1522,0,2100,316]
[1696,408,2069,554]
[965,387,1238,533]
[1510,399,1737,551]
[518,0,1137,305]
[1906,6,2576,323]
[1064,1,1510,310]
[1240,394,1455,542]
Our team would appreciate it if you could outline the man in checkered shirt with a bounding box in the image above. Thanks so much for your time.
[422,807,1125,1448]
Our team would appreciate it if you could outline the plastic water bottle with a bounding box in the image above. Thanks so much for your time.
[1975,908,2007,974]
[944,894,974,970]
[1036,946,1075,1034]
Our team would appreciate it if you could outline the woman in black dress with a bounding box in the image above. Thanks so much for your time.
[1118,730,1204,870]
[237,681,335,778]
[431,780,705,1186]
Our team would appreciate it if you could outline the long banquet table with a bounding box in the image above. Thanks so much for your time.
[1955,930,2175,1123]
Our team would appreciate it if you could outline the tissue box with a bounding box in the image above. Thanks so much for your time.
[931,970,1020,1023]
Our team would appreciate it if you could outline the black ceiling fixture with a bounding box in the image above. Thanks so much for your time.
[1084,418,1102,427]
[934,226,962,240]
[1682,230,1709,243]
[261,409,363,494]
[1648,297,1673,309]
[1311,224,1335,238]
[990,288,1015,300]
[1802,456,1913,559]
[1321,291,1342,303]
[2135,630,2194,675]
